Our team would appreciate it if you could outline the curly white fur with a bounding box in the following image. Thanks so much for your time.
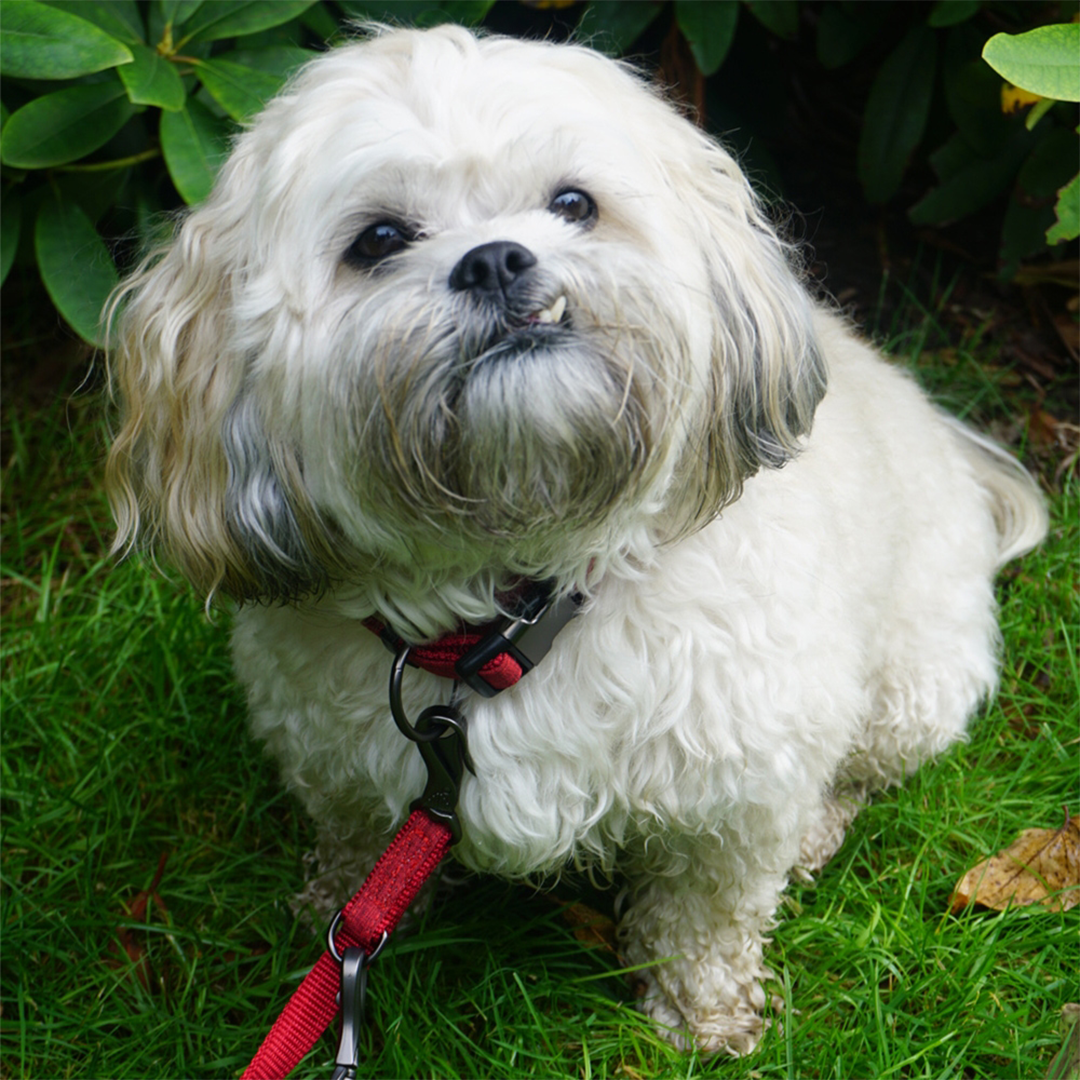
[106,25,1047,1054]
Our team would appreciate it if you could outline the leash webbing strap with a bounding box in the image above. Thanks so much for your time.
[241,809,454,1080]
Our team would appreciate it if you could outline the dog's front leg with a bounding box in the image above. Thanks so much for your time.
[617,820,797,1056]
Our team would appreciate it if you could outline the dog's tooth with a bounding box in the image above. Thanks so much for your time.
[532,295,567,324]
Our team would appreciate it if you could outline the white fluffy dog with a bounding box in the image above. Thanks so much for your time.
[107,25,1048,1054]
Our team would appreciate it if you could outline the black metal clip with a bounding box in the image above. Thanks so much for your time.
[328,913,387,1080]
[389,648,475,844]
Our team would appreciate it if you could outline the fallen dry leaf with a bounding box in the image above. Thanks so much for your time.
[555,899,620,955]
[951,811,1080,914]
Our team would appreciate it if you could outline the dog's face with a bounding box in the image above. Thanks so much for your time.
[108,26,825,605]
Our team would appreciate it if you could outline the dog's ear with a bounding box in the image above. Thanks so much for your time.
[105,203,340,603]
[663,128,828,527]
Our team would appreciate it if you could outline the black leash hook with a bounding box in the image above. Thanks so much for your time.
[327,914,387,1080]
[389,644,475,844]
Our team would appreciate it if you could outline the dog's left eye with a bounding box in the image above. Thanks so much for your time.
[345,222,412,267]
[548,189,598,227]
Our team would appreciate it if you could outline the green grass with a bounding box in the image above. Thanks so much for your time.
[3,314,1077,1079]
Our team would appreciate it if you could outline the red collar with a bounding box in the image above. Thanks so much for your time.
[362,581,582,697]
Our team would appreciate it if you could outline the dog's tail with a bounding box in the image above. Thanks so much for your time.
[944,415,1049,568]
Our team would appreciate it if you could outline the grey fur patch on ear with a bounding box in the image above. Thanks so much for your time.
[222,393,328,602]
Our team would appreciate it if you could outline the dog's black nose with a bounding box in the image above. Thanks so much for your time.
[449,241,537,301]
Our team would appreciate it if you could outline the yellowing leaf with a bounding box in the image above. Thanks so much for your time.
[951,812,1080,914]
[1002,83,1044,113]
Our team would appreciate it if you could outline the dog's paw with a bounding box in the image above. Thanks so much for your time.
[635,968,766,1056]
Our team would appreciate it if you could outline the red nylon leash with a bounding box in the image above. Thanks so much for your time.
[242,585,581,1078]
[241,809,454,1080]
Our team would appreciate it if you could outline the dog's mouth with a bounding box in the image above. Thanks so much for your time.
[520,294,567,329]
[461,294,571,367]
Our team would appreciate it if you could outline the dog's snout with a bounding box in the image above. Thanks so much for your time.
[449,241,537,301]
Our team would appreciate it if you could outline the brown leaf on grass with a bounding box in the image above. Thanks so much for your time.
[555,899,621,955]
[950,811,1080,914]
[108,850,170,989]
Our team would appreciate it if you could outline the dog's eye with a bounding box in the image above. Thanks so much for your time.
[345,222,412,266]
[548,189,597,227]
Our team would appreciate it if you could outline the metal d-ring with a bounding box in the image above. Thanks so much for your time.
[389,645,443,743]
[327,908,389,965]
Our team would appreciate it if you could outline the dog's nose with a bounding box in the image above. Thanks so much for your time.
[449,241,537,301]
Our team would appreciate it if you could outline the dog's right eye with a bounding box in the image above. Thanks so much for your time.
[345,222,411,267]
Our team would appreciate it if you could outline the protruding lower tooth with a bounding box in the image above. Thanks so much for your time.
[536,295,567,324]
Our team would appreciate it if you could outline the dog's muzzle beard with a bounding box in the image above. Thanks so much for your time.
[345,274,670,548]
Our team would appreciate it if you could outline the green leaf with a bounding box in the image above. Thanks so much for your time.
[909,127,1032,225]
[217,45,315,80]
[983,25,1080,103]
[943,55,1012,159]
[1025,98,1055,131]
[1047,173,1080,244]
[34,194,119,346]
[337,1,494,26]
[45,0,146,46]
[118,42,185,110]
[816,2,889,69]
[164,0,205,25]
[576,1,664,57]
[675,0,739,76]
[0,0,133,79]
[177,0,315,46]
[1016,127,1079,200]
[928,0,980,28]
[1,189,20,286]
[160,97,230,204]
[193,57,283,121]
[744,0,798,40]
[857,25,938,203]
[999,192,1053,274]
[0,79,136,169]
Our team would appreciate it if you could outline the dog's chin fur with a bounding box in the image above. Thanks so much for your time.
[106,24,1048,1054]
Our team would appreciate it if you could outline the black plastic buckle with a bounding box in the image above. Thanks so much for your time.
[455,585,582,698]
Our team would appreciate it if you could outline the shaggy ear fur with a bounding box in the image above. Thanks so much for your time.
[662,123,827,524]
[105,202,339,604]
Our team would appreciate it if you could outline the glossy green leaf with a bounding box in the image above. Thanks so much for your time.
[744,0,798,40]
[576,1,664,57]
[928,0,980,28]
[45,0,146,46]
[34,194,119,346]
[160,97,231,205]
[1047,173,1080,244]
[194,57,283,121]
[217,45,315,80]
[164,0,205,26]
[0,0,132,78]
[177,0,315,46]
[983,25,1080,103]
[118,42,185,110]
[675,0,739,76]
[0,79,136,169]
[1,189,20,287]
[857,25,937,203]
[816,2,888,69]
